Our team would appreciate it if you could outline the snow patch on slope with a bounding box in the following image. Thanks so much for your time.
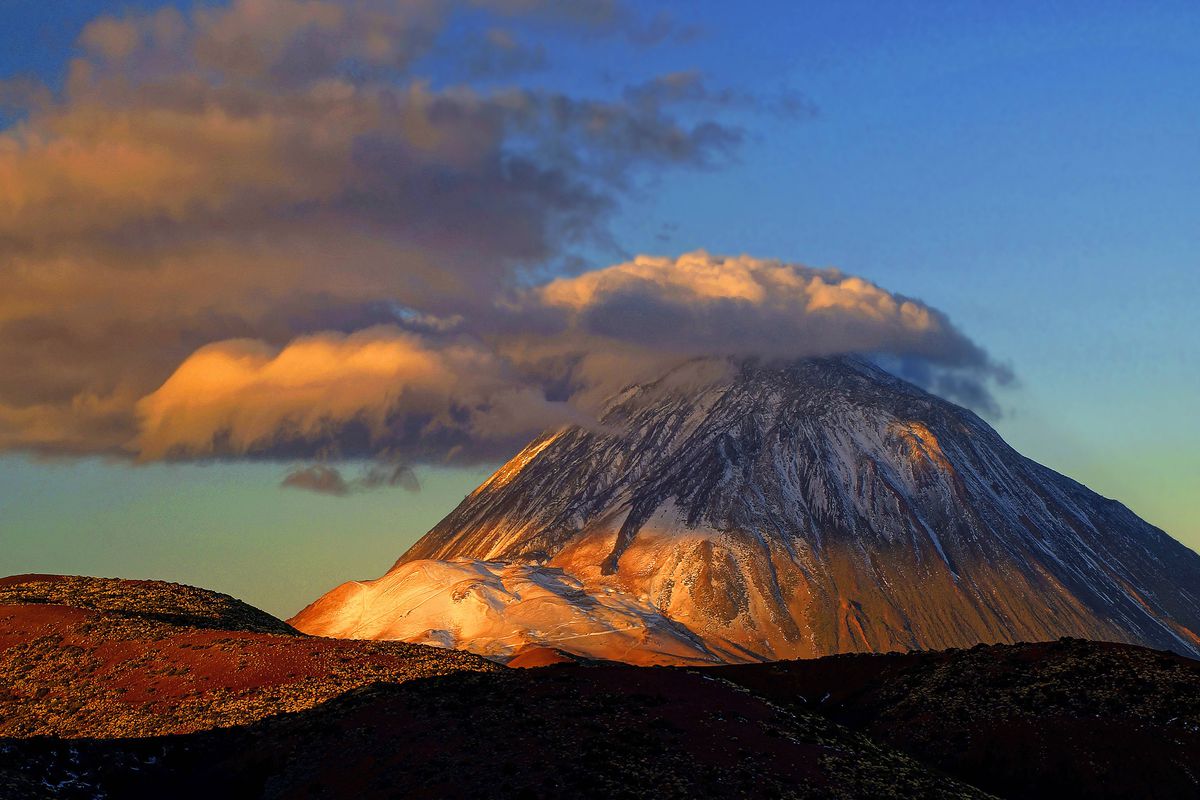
[291,559,719,666]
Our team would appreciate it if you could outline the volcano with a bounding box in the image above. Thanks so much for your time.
[292,357,1200,664]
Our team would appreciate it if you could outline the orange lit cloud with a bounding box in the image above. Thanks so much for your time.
[534,252,952,361]
[506,252,1005,415]
[134,327,573,462]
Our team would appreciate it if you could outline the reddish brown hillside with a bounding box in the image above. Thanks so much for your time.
[0,574,500,738]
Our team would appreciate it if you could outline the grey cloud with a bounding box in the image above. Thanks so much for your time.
[624,72,817,121]
[880,355,1016,418]
[479,0,688,45]
[281,461,422,496]
[281,465,351,496]
[360,463,422,492]
[0,2,1006,467]
[460,29,548,78]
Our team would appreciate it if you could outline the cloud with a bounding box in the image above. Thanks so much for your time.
[130,252,1010,463]
[280,461,420,496]
[624,71,817,120]
[479,0,693,45]
[0,0,764,457]
[530,252,995,370]
[134,326,576,462]
[281,465,351,496]
[360,463,421,492]
[509,251,1010,414]
[461,29,547,78]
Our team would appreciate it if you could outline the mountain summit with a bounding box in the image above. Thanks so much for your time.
[293,357,1200,664]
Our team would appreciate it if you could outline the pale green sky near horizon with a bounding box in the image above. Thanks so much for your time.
[0,457,494,617]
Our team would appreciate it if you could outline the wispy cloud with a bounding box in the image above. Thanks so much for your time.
[281,464,352,496]
[281,461,420,496]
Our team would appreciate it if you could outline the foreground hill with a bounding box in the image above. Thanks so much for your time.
[0,574,982,798]
[718,638,1200,799]
[294,357,1200,664]
[0,573,295,634]
[3,666,989,800]
[0,574,498,738]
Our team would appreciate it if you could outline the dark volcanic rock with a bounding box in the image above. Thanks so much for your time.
[715,638,1200,799]
[1,667,989,800]
[5,576,1200,798]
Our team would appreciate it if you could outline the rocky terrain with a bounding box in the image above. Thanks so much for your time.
[0,574,296,635]
[295,356,1200,664]
[2,666,992,800]
[718,637,1200,799]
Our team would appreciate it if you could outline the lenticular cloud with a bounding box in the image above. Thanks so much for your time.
[132,252,1010,464]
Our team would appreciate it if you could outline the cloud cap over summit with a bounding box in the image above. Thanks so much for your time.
[133,253,1009,464]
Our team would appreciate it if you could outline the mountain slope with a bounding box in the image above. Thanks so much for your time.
[294,357,1200,663]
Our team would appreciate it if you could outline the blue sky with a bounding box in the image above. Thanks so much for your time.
[0,0,1196,616]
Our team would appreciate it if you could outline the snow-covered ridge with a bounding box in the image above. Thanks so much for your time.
[290,558,718,665]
